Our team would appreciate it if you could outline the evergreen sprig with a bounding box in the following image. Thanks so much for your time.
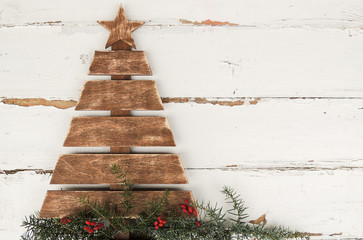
[111,163,135,214]
[222,186,248,224]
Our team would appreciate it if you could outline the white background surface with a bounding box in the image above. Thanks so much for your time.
[1,0,363,239]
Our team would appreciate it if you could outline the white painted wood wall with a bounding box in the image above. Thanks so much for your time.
[1,0,362,239]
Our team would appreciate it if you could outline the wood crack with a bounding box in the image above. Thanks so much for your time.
[1,98,77,109]
[179,19,239,26]
[0,169,53,175]
[1,21,363,30]
[2,97,363,109]
[186,165,363,171]
[3,164,363,175]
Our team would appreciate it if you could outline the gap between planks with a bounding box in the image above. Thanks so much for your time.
[3,165,363,175]
[1,21,363,30]
[2,97,363,109]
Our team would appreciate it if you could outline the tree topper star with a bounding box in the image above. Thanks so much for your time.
[98,5,144,49]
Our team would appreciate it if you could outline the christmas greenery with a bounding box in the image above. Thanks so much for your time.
[22,165,309,240]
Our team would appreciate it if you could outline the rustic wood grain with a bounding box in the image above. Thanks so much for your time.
[109,41,132,155]
[51,154,187,184]
[76,80,163,111]
[89,51,152,76]
[110,40,132,81]
[110,147,131,154]
[63,117,175,147]
[98,5,144,49]
[39,190,193,218]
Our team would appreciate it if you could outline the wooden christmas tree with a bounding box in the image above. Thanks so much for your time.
[39,5,192,221]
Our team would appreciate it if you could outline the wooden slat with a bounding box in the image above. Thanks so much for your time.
[89,51,152,76]
[75,80,163,111]
[63,117,175,147]
[39,190,193,218]
[51,154,187,184]
[110,41,133,156]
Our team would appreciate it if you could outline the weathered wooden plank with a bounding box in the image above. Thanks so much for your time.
[89,51,152,76]
[63,117,175,147]
[3,170,363,238]
[1,0,363,29]
[39,190,193,218]
[1,27,363,98]
[76,80,163,111]
[2,99,363,169]
[51,154,187,184]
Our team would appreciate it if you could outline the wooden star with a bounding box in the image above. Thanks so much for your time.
[98,5,144,49]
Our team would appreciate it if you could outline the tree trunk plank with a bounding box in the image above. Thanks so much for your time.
[89,51,152,76]
[39,190,193,218]
[51,154,187,184]
[109,40,133,156]
[75,80,163,111]
[63,117,175,147]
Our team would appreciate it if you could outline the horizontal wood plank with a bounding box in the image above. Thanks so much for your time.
[51,154,187,184]
[3,169,363,238]
[39,190,193,218]
[1,27,363,98]
[76,80,163,110]
[89,51,152,76]
[2,99,363,169]
[63,117,175,147]
[1,0,363,29]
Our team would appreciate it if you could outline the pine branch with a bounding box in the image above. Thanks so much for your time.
[111,163,135,214]
[221,186,248,224]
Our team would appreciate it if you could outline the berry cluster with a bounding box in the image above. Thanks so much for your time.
[84,220,104,234]
[180,199,201,227]
[154,216,166,229]
[60,217,71,225]
[180,199,197,216]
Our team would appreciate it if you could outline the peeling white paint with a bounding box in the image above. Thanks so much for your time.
[1,1,363,239]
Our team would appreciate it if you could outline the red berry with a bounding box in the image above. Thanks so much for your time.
[162,220,167,224]
[155,226,159,229]
[85,220,90,225]
[158,216,161,221]
[183,209,188,213]
[84,226,90,231]
[94,227,99,230]
[188,206,193,212]
[67,219,71,223]
[184,199,189,205]
[99,223,104,228]
[196,221,201,227]
[180,204,186,209]
[88,229,94,234]
[90,222,96,226]
[154,221,158,226]
[60,217,67,224]
[159,223,163,227]
[193,209,198,216]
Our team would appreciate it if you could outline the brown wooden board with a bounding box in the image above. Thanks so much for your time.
[89,51,152,76]
[51,154,187,184]
[63,117,175,147]
[39,191,193,218]
[109,41,133,155]
[76,80,163,111]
